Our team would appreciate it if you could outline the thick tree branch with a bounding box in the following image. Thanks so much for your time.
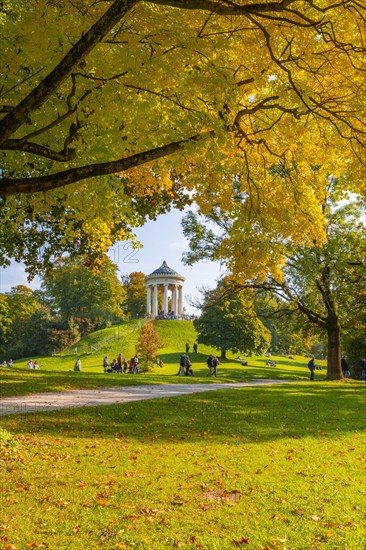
[1,139,76,162]
[0,131,214,196]
[149,0,298,15]
[0,0,139,145]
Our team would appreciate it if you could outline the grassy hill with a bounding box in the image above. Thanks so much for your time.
[1,320,327,398]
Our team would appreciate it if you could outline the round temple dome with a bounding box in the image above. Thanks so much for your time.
[146,260,185,281]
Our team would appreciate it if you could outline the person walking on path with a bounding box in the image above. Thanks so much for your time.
[206,354,214,377]
[177,354,186,376]
[211,356,220,377]
[193,343,198,353]
[185,342,190,354]
[307,356,316,381]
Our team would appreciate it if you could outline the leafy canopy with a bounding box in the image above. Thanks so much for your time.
[0,1,366,275]
[41,255,126,322]
[194,278,271,356]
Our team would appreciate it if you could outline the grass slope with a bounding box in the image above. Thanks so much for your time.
[0,382,365,549]
[1,320,326,398]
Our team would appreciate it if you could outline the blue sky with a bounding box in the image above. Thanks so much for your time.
[0,208,224,314]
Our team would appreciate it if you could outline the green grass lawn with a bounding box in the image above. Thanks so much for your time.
[1,321,325,398]
[0,382,365,549]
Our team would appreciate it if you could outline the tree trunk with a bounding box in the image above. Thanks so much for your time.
[326,317,343,380]
[220,349,226,359]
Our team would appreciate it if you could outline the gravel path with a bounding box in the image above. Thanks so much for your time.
[0,379,300,416]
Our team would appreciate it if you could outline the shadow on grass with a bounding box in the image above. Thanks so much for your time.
[3,383,365,445]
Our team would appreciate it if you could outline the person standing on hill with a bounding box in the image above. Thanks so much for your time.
[103,356,109,373]
[185,342,190,353]
[307,356,316,381]
[117,353,123,373]
[74,358,81,372]
[341,355,350,378]
[361,357,366,381]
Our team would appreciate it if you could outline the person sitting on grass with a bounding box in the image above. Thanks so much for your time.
[123,358,128,373]
[109,359,118,373]
[33,360,39,370]
[27,359,34,369]
[184,356,194,376]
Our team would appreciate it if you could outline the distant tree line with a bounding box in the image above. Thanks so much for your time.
[0,257,147,359]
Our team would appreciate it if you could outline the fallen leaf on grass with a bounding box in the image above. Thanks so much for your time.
[232,537,249,546]
[171,496,185,506]
[72,525,80,533]
[310,515,319,521]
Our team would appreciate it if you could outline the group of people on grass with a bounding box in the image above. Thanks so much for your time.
[1,359,13,368]
[176,352,220,377]
[102,353,140,374]
[27,360,39,369]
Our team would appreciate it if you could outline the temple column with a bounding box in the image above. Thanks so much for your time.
[146,285,151,315]
[163,283,169,313]
[172,285,178,316]
[152,284,158,317]
[178,285,183,316]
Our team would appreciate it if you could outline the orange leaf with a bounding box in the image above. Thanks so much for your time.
[232,537,249,546]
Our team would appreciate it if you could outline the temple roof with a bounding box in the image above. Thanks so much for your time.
[146,260,184,280]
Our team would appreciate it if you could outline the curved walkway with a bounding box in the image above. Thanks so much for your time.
[0,379,301,416]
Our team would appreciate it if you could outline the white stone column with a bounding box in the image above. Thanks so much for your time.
[146,285,151,315]
[152,284,158,317]
[178,285,183,316]
[163,283,169,313]
[172,285,178,316]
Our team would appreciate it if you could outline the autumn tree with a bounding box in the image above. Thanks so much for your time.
[0,1,366,276]
[183,202,366,379]
[121,271,146,318]
[41,255,125,325]
[194,278,271,359]
[135,321,165,371]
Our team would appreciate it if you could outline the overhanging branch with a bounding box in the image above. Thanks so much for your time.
[0,131,213,196]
